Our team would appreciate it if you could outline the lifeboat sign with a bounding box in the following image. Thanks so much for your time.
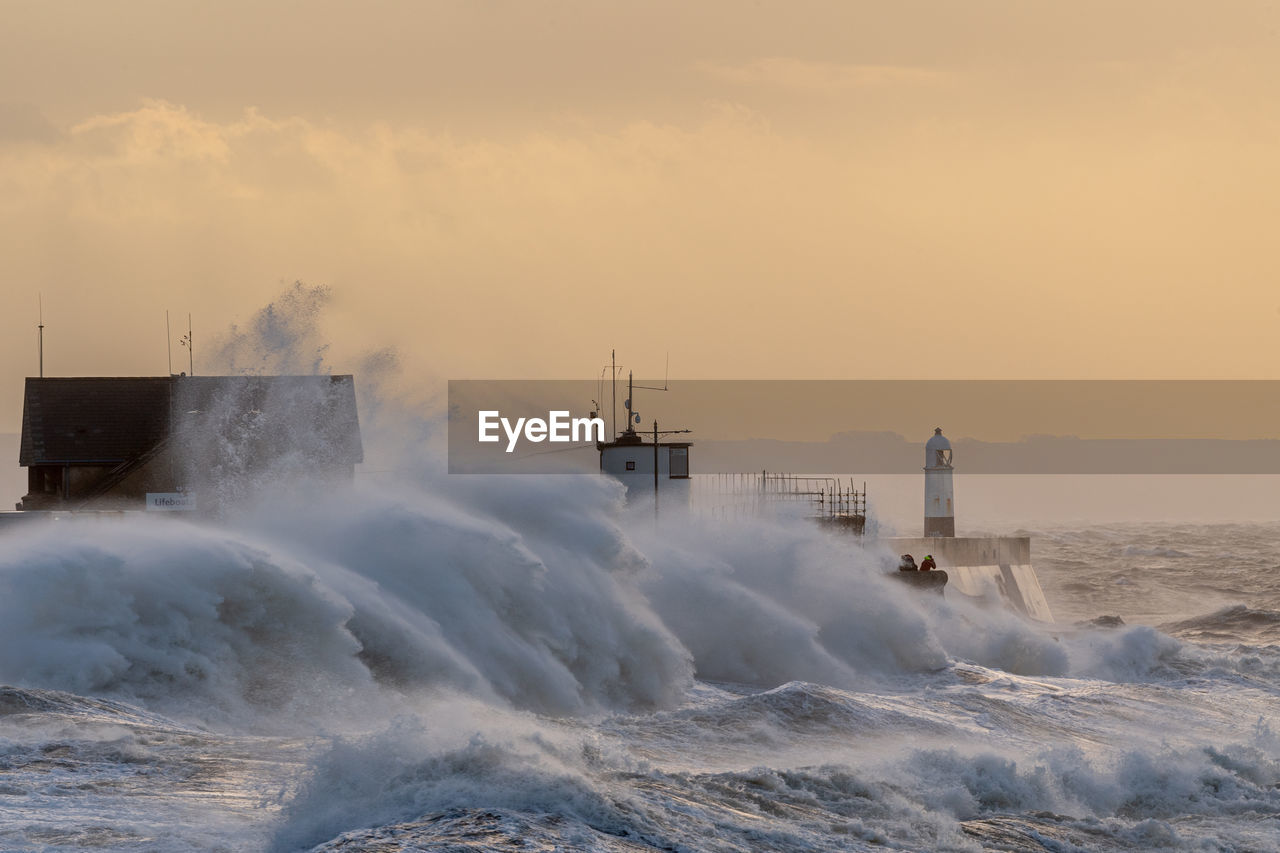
[146,492,197,511]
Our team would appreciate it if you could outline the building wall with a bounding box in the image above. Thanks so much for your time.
[18,450,182,511]
[95,449,183,510]
[601,444,689,477]
[600,444,692,507]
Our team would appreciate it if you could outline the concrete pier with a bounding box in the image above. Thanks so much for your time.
[878,536,1054,622]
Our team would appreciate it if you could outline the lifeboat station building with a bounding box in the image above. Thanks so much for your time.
[16,374,362,512]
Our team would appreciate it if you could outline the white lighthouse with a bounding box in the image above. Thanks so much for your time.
[924,427,955,537]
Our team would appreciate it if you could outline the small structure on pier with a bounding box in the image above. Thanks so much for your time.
[597,364,692,504]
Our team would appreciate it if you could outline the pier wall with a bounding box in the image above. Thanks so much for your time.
[874,536,1053,623]
[881,536,1030,567]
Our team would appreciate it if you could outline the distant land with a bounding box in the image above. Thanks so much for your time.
[450,380,1280,474]
[694,432,1280,474]
[472,430,1280,475]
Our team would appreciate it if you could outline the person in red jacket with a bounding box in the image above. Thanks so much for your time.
[920,555,937,571]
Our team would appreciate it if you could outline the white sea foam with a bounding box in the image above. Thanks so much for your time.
[2,479,1278,851]
[0,462,1095,730]
[269,676,1280,852]
[0,478,698,727]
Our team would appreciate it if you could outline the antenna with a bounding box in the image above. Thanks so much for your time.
[180,314,194,376]
[165,310,173,375]
[607,353,674,438]
[37,295,44,378]
[626,370,636,429]
[625,362,671,433]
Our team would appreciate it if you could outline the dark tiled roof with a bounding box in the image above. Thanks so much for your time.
[20,375,362,466]
[20,378,171,465]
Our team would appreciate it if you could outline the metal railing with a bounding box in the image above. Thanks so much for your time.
[690,472,868,533]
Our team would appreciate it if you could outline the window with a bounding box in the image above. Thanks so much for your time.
[669,447,688,478]
[625,460,635,471]
[29,465,61,495]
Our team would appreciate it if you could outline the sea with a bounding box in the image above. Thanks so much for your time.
[0,472,1277,852]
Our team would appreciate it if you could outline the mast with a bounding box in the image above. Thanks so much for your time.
[626,371,635,433]
[653,419,659,495]
[37,295,44,378]
[653,419,660,518]
[180,314,194,376]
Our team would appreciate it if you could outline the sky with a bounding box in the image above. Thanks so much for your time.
[3,1,1280,436]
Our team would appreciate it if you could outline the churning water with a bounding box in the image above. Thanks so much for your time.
[0,461,1277,852]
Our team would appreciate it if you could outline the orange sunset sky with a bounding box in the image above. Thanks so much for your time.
[3,1,1280,433]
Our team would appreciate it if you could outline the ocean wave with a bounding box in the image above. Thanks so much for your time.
[0,478,693,727]
[604,680,958,754]
[1064,624,1196,682]
[1162,604,1280,643]
[5,473,1039,730]
[0,685,191,731]
[5,471,1280,853]
[8,472,1264,738]
[1121,545,1191,559]
[272,711,1280,852]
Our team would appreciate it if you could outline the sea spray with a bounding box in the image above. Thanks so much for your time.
[4,471,1245,730]
[0,475,697,726]
[0,521,374,728]
[4,477,1280,850]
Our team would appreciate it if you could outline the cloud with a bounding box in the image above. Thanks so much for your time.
[2,86,1279,436]
[70,101,236,163]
